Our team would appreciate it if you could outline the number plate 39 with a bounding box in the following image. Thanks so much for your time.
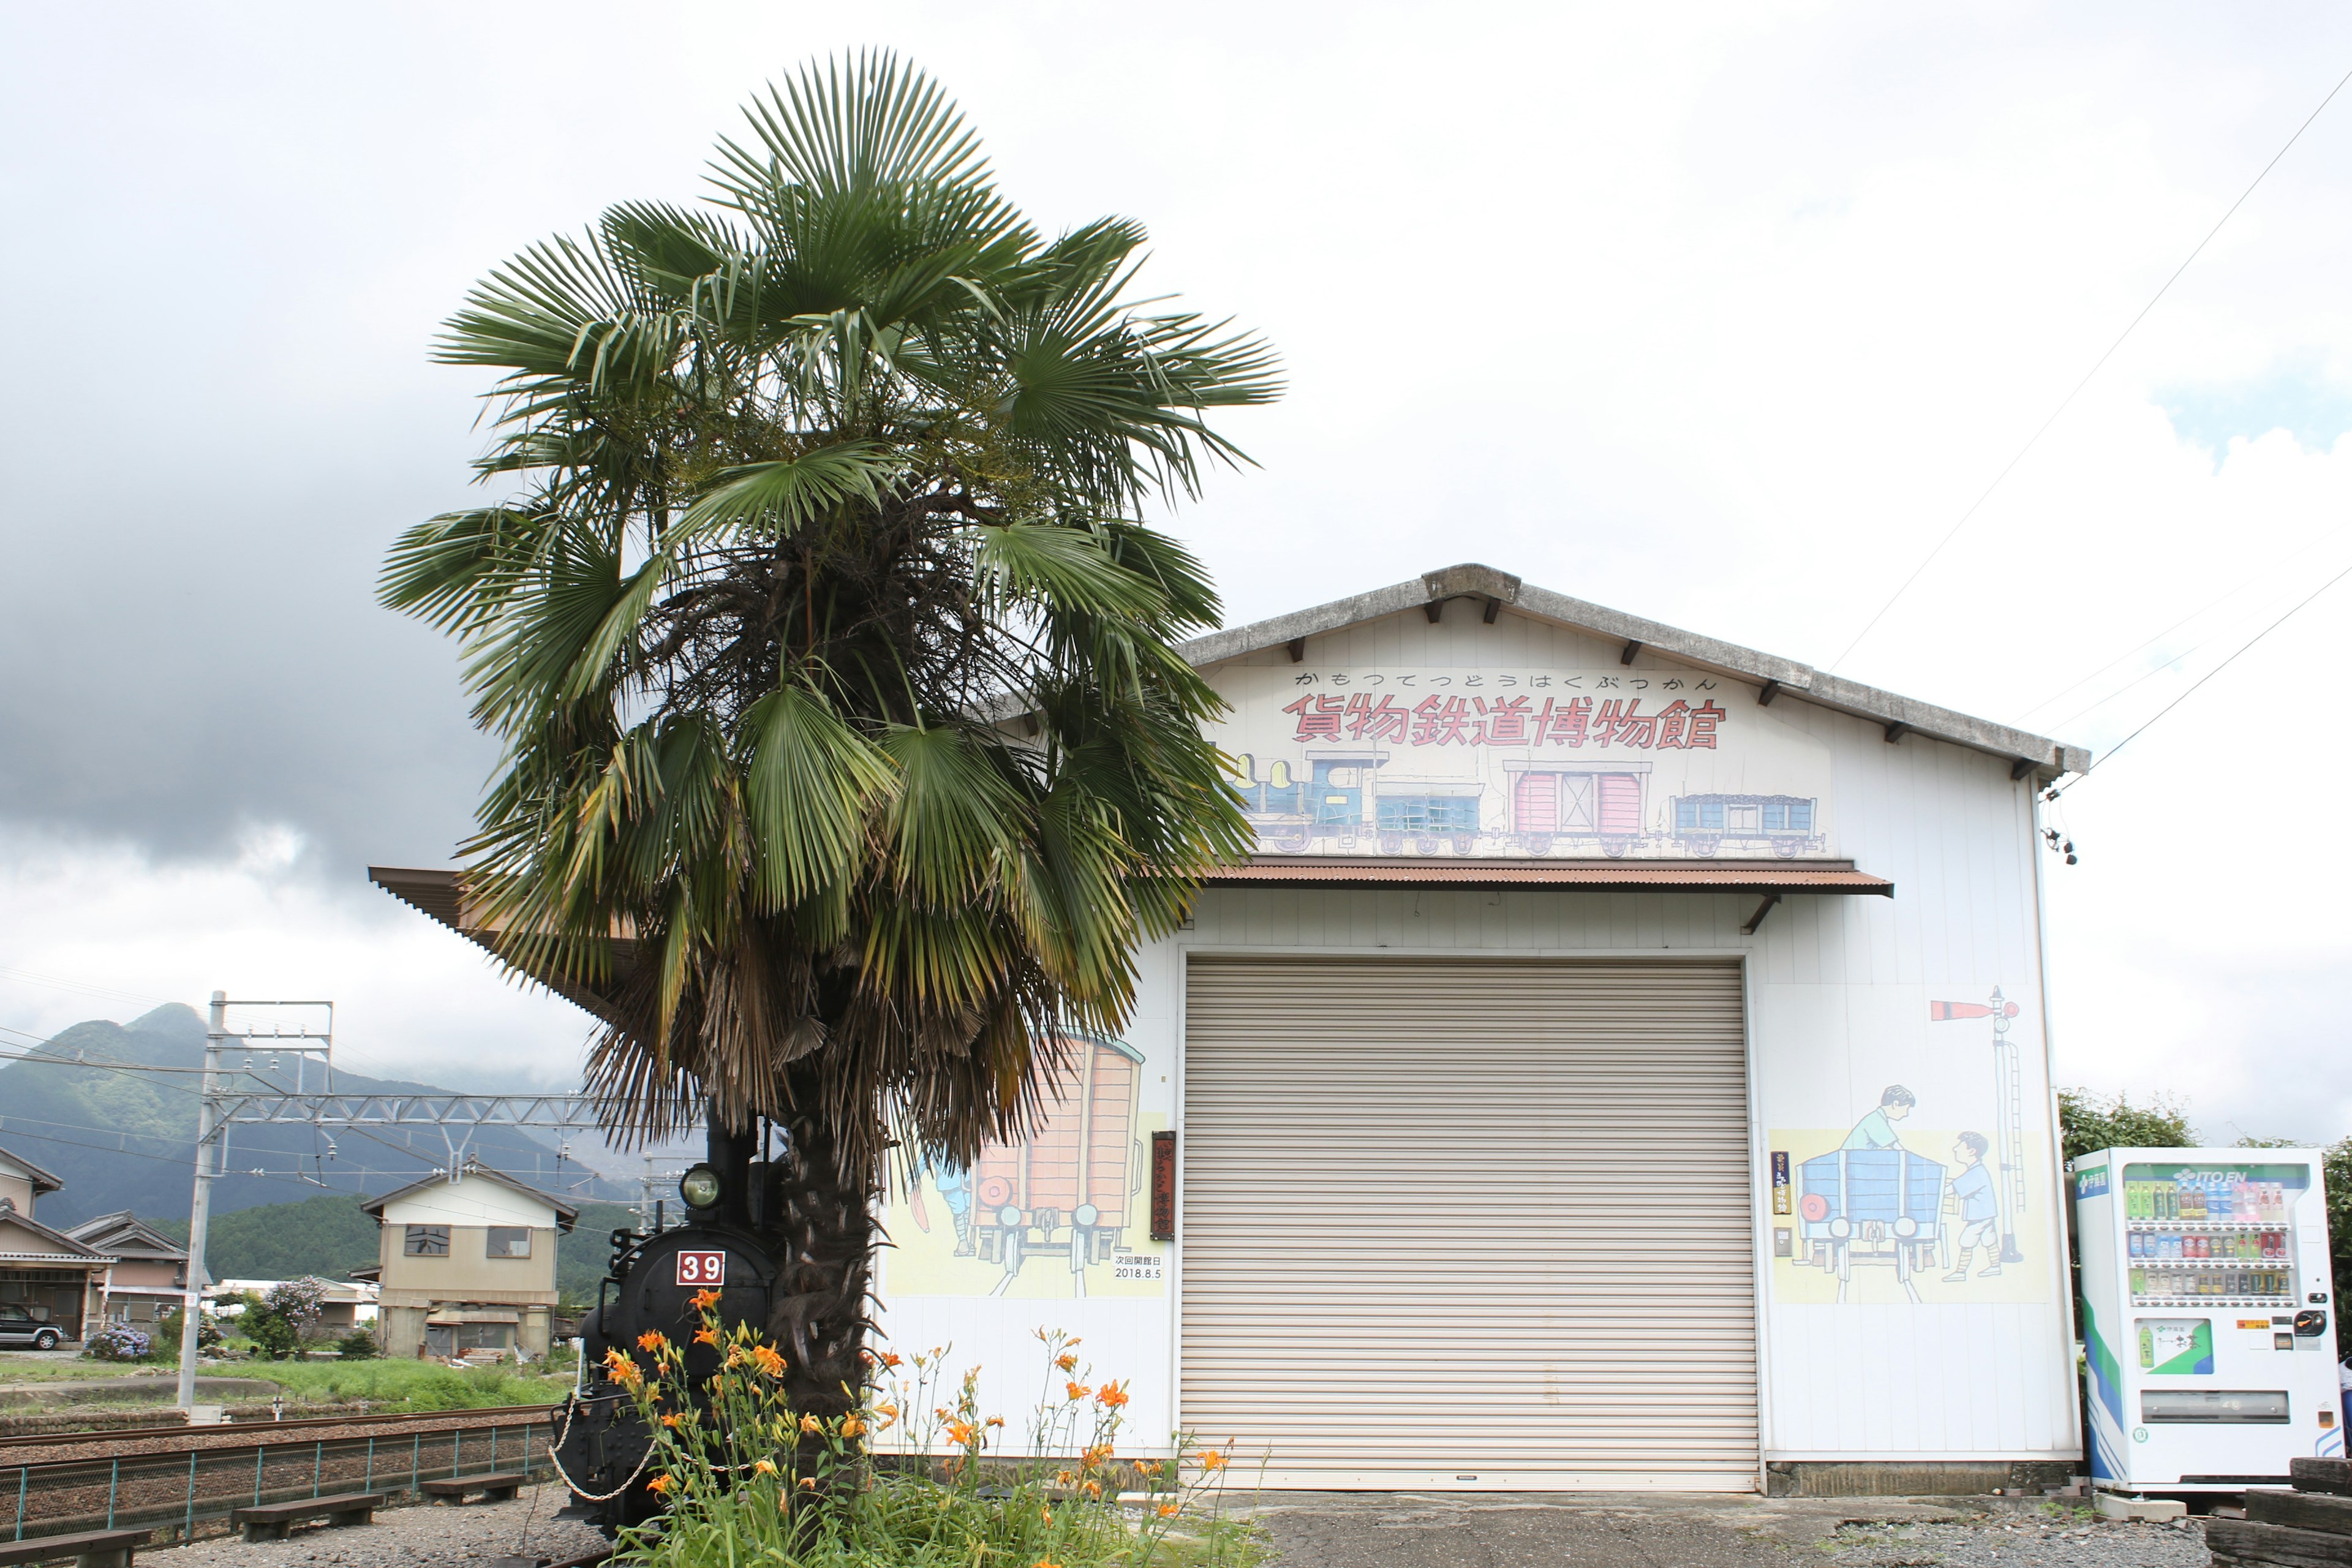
[675,1250,726,1286]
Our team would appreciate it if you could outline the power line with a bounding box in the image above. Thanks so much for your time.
[2053,556,2352,794]
[1829,61,2352,674]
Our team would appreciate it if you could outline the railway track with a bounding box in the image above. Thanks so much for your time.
[0,1402,561,1459]
[3,1403,567,1548]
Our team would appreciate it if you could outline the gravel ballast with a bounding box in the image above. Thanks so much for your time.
[1829,1514,2211,1567]
[151,1482,608,1568]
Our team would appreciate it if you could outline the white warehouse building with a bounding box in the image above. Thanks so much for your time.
[381,562,2091,1495]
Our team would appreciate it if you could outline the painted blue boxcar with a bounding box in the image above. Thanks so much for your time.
[1796,1147,1947,1302]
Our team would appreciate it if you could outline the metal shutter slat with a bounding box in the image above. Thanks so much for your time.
[1180,957,1757,1489]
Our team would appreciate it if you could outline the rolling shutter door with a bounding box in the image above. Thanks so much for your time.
[1180,957,1756,1489]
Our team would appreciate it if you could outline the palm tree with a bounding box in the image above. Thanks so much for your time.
[380,55,1276,1418]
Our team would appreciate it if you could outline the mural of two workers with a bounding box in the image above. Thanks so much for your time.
[1770,987,2053,1305]
[885,1033,1169,1300]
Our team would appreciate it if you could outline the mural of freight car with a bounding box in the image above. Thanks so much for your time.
[1667,794,1823,859]
[1499,761,1651,857]
[1796,1147,1947,1303]
[1229,748,1389,852]
[1372,779,1485,854]
[968,1033,1147,1297]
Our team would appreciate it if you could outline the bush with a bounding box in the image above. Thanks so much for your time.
[153,1306,225,1360]
[83,1325,152,1362]
[601,1312,1254,1568]
[246,1312,300,1362]
[334,1327,381,1360]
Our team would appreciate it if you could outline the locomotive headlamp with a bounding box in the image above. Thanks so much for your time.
[679,1164,722,1210]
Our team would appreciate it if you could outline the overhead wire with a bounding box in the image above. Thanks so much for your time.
[2051,556,2352,794]
[1828,61,2352,674]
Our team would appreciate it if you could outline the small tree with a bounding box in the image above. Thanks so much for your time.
[2057,1088,2193,1163]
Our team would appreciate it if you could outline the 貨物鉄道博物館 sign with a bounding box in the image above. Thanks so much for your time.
[1207,666,1836,860]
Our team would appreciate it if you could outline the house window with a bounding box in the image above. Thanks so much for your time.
[403,1225,450,1257]
[486,1226,532,1259]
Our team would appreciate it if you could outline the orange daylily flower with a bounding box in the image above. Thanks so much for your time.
[1065,1382,1092,1401]
[693,1326,720,1347]
[603,1349,642,1385]
[1199,1450,1228,1472]
[879,1351,903,1368]
[840,1415,866,1439]
[749,1344,786,1377]
[945,1419,978,1446]
[660,1412,684,1428]
[986,1416,1005,1428]
[1156,1502,1180,1518]
[799,1414,822,1434]
[1056,1468,1075,1485]
[1082,1479,1103,1498]
[1095,1381,1130,1409]
[799,1476,819,1490]
[636,1331,668,1352]
[688,1287,721,1310]
[1054,1352,1079,1373]
[872,1403,899,1428]
[646,1474,674,1494]
[753,1458,777,1476]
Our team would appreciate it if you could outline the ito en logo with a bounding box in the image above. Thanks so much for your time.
[2075,1166,2109,1201]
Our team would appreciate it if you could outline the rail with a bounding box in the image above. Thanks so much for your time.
[5,1408,560,1547]
[0,1404,561,1454]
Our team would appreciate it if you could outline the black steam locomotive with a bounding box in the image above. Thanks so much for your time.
[554,1124,787,1531]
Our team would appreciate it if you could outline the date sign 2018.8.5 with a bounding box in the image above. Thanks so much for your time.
[676,1250,726,1287]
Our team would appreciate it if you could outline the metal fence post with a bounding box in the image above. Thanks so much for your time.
[254,1444,266,1505]
[312,1441,322,1499]
[185,1450,197,1539]
[107,1458,119,1529]
[14,1464,25,1542]
[412,1432,420,1494]
[490,1425,497,1472]
[365,1436,375,1494]
[453,1428,461,1478]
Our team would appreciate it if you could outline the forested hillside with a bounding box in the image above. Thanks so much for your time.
[0,1003,623,1225]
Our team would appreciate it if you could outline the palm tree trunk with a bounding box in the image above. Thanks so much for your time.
[767,1063,873,1427]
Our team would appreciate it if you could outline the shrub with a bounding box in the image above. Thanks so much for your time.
[246,1312,300,1362]
[83,1325,152,1362]
[334,1327,381,1360]
[153,1306,225,1359]
[603,1306,1253,1568]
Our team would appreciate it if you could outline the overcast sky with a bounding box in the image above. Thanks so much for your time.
[4,2,2351,1144]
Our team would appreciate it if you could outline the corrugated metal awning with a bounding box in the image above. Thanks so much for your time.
[1202,858,1893,894]
[424,1310,520,1325]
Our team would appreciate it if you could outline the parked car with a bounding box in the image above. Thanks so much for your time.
[0,1304,63,1350]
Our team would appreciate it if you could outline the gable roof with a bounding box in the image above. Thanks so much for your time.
[360,1165,580,1232]
[65,1211,187,1261]
[1177,563,2089,783]
[0,1198,113,1263]
[0,1144,65,1198]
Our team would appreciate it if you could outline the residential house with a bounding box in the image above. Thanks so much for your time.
[0,1144,113,1343]
[66,1212,187,1329]
[208,1277,374,1335]
[361,1166,576,1359]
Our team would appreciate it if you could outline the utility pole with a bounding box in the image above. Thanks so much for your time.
[176,995,335,1411]
[173,992,226,1411]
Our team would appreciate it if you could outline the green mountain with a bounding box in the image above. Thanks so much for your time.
[0,1003,624,1228]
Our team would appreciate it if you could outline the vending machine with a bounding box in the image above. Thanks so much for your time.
[2070,1148,2342,1493]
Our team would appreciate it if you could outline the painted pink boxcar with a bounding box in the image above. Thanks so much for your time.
[1502,760,1652,856]
[971,1033,1147,1294]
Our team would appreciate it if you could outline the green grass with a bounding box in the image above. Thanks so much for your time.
[236,1359,573,1411]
